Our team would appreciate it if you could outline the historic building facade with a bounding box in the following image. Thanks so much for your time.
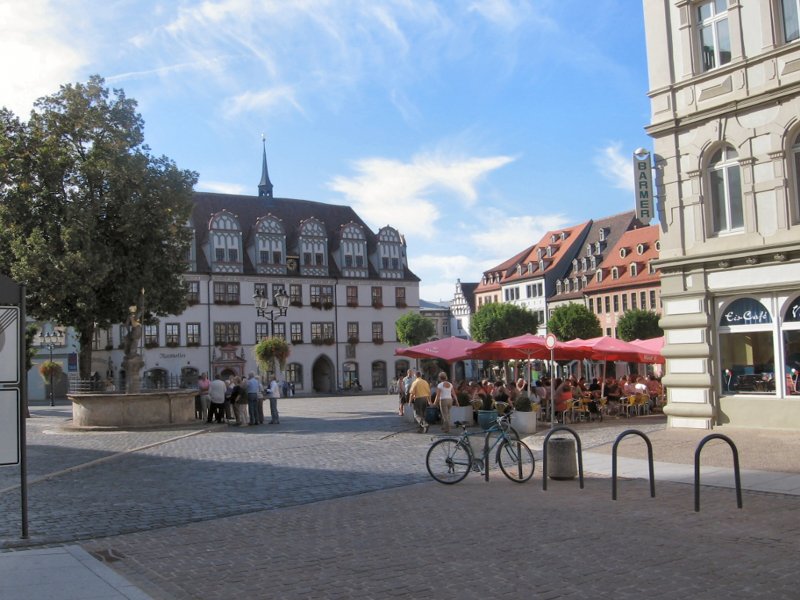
[642,0,800,428]
[90,146,420,393]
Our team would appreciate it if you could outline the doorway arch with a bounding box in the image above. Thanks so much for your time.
[312,355,335,393]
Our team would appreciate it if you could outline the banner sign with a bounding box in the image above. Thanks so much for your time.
[633,149,654,223]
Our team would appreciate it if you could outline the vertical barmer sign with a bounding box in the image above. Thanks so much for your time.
[633,148,653,223]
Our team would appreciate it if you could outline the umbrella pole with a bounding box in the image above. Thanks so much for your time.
[550,348,555,426]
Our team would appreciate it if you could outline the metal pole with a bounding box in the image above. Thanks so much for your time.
[48,341,54,406]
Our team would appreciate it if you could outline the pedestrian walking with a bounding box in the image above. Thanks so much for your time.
[267,375,281,424]
[409,371,431,433]
[433,371,454,433]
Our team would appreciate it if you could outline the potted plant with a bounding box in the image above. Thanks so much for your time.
[254,336,290,371]
[477,392,497,431]
[511,394,537,434]
[39,360,62,382]
[450,391,473,427]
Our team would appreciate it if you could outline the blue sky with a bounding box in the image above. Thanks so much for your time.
[2,0,652,302]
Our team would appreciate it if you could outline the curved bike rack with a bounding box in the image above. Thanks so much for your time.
[611,429,655,500]
[694,433,742,512]
[542,426,584,491]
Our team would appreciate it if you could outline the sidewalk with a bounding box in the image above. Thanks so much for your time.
[0,546,152,600]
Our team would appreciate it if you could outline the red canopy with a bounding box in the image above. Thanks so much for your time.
[564,336,665,364]
[631,336,665,358]
[395,336,482,362]
[467,333,587,361]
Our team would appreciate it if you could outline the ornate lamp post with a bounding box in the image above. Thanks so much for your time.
[42,331,59,407]
[253,287,290,335]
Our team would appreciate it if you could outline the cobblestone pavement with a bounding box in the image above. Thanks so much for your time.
[3,396,800,598]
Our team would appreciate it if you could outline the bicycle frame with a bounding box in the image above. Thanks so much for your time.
[457,414,516,481]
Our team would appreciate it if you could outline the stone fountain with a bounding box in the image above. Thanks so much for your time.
[68,301,196,428]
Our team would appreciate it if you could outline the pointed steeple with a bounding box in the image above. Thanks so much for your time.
[258,134,273,198]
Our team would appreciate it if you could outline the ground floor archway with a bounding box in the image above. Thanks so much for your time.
[312,355,335,393]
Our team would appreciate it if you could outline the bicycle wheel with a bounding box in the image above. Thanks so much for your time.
[497,438,535,483]
[426,438,472,484]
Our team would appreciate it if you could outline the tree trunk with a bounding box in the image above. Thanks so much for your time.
[79,323,95,380]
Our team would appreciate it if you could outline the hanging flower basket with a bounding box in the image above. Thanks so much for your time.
[254,336,290,370]
[39,360,62,381]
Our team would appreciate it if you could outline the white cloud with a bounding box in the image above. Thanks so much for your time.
[467,210,570,254]
[197,180,250,195]
[328,149,514,237]
[222,86,305,119]
[0,0,87,116]
[594,142,634,192]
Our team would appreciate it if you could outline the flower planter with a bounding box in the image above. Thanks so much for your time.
[450,405,473,427]
[511,409,538,434]
[477,409,498,431]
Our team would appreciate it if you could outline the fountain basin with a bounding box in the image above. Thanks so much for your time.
[68,390,197,428]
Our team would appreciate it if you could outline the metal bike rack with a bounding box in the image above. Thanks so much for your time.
[611,429,655,500]
[694,433,742,512]
[542,426,584,491]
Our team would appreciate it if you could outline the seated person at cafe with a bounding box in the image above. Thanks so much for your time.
[605,377,622,416]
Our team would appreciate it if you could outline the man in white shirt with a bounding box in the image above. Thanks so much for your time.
[207,375,227,424]
[267,375,281,424]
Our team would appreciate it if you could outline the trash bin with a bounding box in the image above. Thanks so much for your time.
[547,437,577,480]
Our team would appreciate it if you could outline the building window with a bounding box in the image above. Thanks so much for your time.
[372,361,387,389]
[186,323,200,346]
[604,296,610,313]
[343,362,359,388]
[613,295,619,313]
[391,257,399,270]
[347,322,359,343]
[718,298,775,396]
[286,363,302,390]
[213,322,241,345]
[254,283,268,299]
[214,281,240,304]
[588,298,594,313]
[290,323,303,344]
[709,146,743,233]
[165,323,180,346]
[289,284,302,306]
[311,322,334,344]
[346,285,358,307]
[622,294,628,312]
[792,134,800,218]
[631,293,637,309]
[227,248,238,262]
[273,323,286,340]
[371,286,383,308]
[395,287,406,307]
[697,0,731,72]
[782,0,800,42]
[255,322,269,342]
[303,252,312,265]
[187,281,200,304]
[345,254,353,267]
[372,322,384,344]
[215,247,225,262]
[641,291,647,309]
[259,250,270,264]
[144,322,159,347]
[315,252,324,266]
[650,290,657,310]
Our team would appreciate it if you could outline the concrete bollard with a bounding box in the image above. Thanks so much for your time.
[547,437,577,480]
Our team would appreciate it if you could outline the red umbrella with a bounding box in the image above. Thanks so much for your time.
[467,333,587,361]
[395,336,482,362]
[564,336,665,364]
[631,336,665,363]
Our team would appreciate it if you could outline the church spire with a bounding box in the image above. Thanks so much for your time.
[258,134,273,198]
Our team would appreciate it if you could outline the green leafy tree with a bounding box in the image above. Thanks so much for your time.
[470,302,538,343]
[547,303,602,341]
[0,76,197,378]
[395,312,435,346]
[617,308,663,342]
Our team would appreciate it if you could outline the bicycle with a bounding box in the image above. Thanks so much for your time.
[425,412,535,484]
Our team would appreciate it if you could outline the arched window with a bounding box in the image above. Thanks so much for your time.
[372,361,387,389]
[343,362,359,389]
[791,132,800,220]
[611,267,619,280]
[718,298,774,396]
[708,146,743,233]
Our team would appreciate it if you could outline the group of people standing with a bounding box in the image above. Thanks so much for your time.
[197,372,282,426]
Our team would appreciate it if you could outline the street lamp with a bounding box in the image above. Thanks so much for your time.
[253,287,290,335]
[42,331,59,407]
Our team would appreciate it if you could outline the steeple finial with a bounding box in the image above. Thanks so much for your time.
[258,134,273,198]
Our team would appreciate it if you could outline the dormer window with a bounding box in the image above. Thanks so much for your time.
[581,258,587,271]
[539,259,545,271]
[630,263,639,276]
[590,256,597,270]
[655,240,661,251]
[581,275,588,288]
[573,277,579,290]
[599,228,606,242]
[546,246,553,258]
[648,261,656,274]
[527,263,533,273]
[596,270,603,283]
[556,280,563,294]
[550,234,557,244]
[594,242,601,255]
[537,248,544,260]
[586,244,592,257]
[572,259,578,271]
[560,231,567,241]
[619,247,628,258]
[517,264,522,275]
[611,266,619,279]
[636,243,646,255]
